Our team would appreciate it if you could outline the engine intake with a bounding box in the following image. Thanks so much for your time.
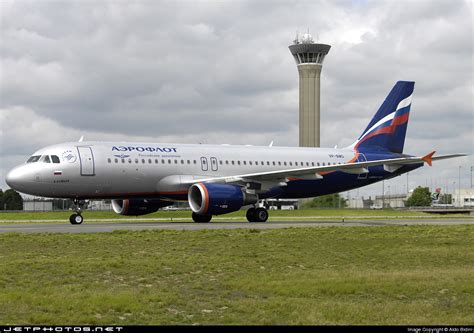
[188,183,257,215]
[112,199,172,216]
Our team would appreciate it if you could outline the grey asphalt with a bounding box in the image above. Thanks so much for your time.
[0,219,472,234]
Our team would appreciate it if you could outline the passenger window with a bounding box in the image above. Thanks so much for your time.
[107,158,111,163]
[115,159,118,163]
[51,155,60,163]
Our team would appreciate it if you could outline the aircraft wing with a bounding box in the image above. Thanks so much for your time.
[182,152,466,187]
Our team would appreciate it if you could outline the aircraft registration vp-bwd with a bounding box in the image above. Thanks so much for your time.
[6,81,465,224]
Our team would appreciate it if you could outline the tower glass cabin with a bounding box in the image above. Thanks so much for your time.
[289,34,330,147]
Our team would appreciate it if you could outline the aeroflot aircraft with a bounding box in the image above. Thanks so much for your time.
[6,81,465,224]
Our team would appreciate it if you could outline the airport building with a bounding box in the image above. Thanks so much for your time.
[289,33,330,147]
[453,189,474,207]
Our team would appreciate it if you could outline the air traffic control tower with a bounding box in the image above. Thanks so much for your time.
[289,33,330,147]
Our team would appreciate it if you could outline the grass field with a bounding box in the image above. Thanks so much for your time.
[1,225,473,325]
[0,208,471,222]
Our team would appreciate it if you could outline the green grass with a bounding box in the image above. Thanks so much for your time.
[0,208,470,222]
[0,225,473,325]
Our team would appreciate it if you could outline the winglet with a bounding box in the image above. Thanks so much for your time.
[422,151,436,166]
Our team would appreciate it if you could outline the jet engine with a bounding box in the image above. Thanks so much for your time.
[188,183,258,215]
[111,199,172,216]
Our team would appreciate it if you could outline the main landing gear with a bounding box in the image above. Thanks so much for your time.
[69,199,87,225]
[246,207,269,223]
[191,207,269,223]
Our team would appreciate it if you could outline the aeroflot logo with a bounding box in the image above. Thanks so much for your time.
[112,146,178,153]
[62,150,77,163]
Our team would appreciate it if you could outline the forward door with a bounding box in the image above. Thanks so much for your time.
[77,146,95,176]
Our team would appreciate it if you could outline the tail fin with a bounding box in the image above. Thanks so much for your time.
[351,81,414,153]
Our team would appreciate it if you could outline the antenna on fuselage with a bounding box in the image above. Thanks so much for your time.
[78,136,84,142]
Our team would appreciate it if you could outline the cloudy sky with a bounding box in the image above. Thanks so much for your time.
[1,0,472,198]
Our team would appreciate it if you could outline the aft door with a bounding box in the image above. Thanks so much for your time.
[77,146,95,176]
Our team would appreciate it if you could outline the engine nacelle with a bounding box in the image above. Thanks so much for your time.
[188,183,258,215]
[111,199,172,216]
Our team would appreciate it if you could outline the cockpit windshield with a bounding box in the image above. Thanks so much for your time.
[26,155,41,163]
[26,155,61,164]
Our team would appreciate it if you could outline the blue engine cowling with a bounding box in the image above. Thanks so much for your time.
[188,183,258,215]
[112,199,172,216]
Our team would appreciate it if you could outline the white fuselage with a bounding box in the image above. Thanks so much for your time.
[6,141,358,200]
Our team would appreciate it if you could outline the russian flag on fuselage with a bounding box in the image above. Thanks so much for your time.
[354,81,414,154]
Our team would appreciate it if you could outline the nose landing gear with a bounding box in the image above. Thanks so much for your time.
[69,199,87,225]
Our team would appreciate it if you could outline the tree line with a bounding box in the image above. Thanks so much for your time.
[0,189,24,210]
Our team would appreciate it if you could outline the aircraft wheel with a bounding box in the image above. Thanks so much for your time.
[246,208,256,222]
[254,208,268,223]
[192,212,212,223]
[69,214,84,225]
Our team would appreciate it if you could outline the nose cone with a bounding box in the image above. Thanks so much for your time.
[6,166,27,191]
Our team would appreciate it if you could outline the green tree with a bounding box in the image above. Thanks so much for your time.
[0,189,4,210]
[301,193,347,209]
[406,186,432,207]
[3,189,23,210]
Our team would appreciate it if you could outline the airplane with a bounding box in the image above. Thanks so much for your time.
[5,81,465,224]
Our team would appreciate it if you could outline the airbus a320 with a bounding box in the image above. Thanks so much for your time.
[6,81,465,224]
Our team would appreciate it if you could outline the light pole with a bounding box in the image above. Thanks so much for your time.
[458,166,461,207]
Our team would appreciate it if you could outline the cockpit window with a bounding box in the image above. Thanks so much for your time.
[42,155,51,163]
[51,155,60,163]
[27,155,41,163]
